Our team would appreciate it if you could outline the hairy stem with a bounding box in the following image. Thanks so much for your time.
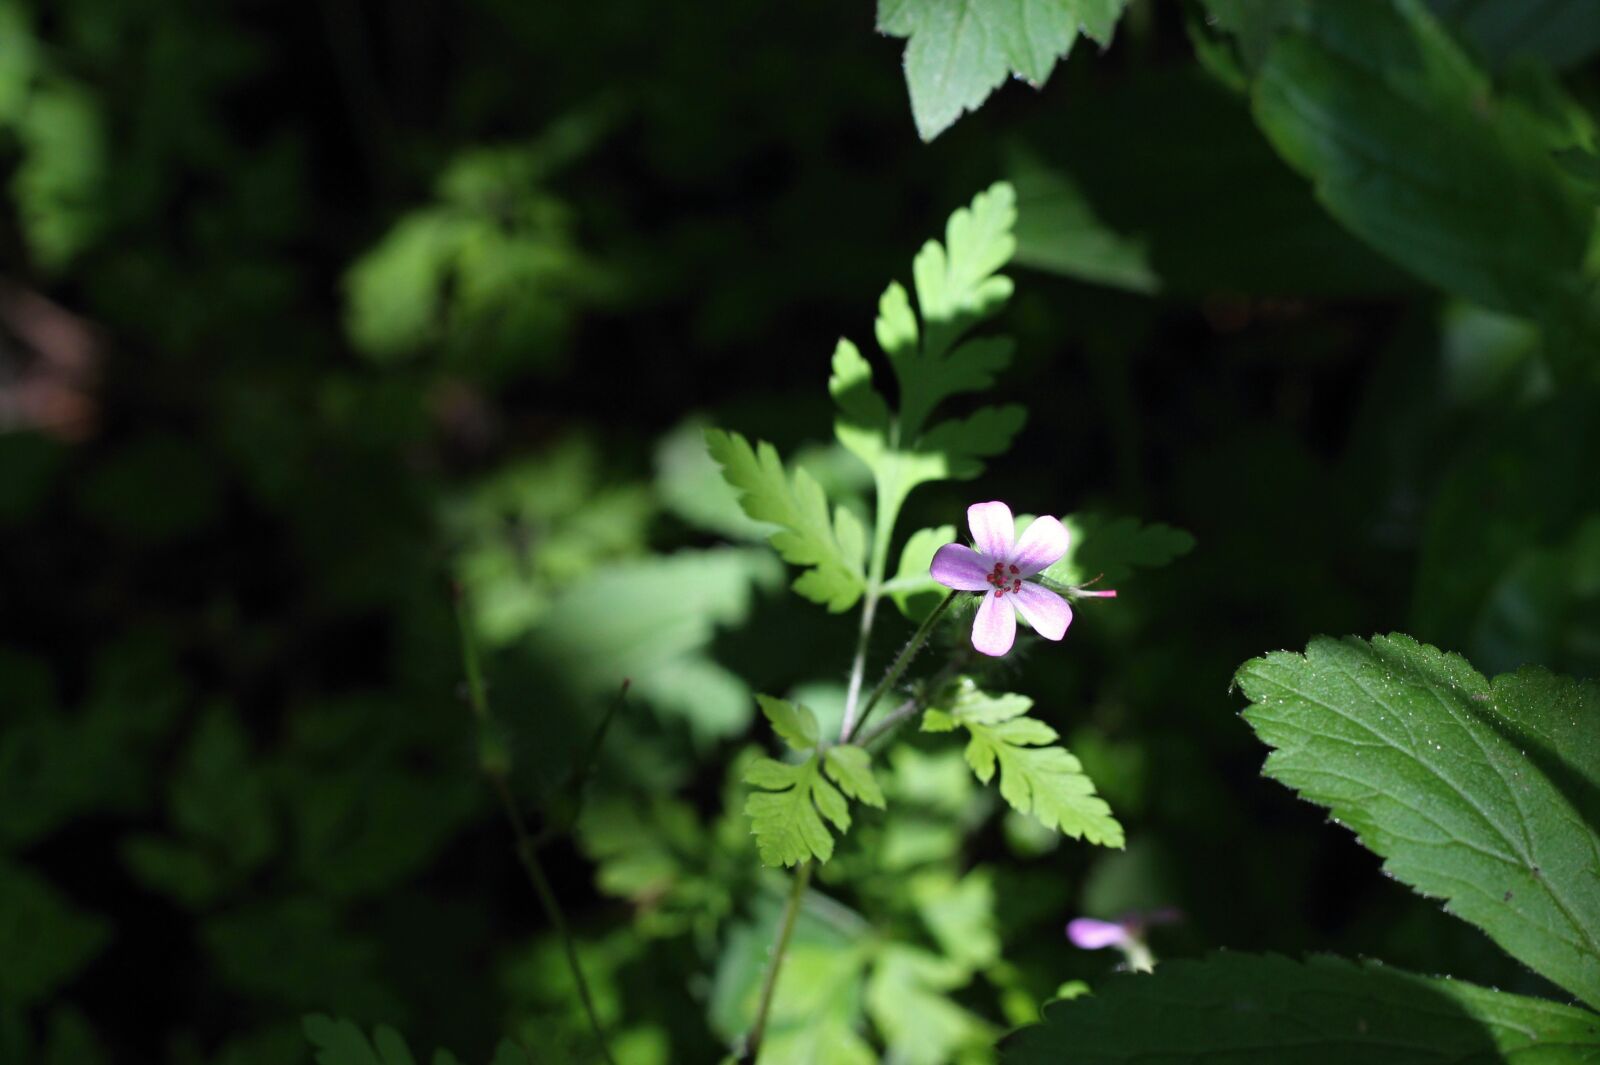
[452,588,617,1065]
[739,860,813,1064]
[844,591,956,742]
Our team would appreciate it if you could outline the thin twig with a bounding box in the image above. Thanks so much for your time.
[845,591,956,742]
[451,587,618,1065]
[738,861,813,1064]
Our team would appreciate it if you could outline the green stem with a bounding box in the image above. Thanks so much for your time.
[738,861,813,1064]
[844,591,955,742]
[451,587,617,1065]
[839,476,902,742]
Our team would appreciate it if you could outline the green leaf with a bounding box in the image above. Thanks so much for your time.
[886,524,957,620]
[1429,0,1600,71]
[925,680,1123,847]
[1010,153,1159,294]
[526,547,782,740]
[1003,953,1600,1062]
[757,694,821,752]
[824,746,887,809]
[910,868,1000,969]
[705,429,867,612]
[1236,634,1600,1009]
[0,859,109,1007]
[1040,513,1196,587]
[877,0,1130,140]
[829,183,1027,529]
[866,945,997,1065]
[745,756,852,867]
[303,1016,424,1065]
[1250,2,1600,353]
[654,417,771,541]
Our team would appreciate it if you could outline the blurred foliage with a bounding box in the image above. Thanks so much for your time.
[1,0,1599,1060]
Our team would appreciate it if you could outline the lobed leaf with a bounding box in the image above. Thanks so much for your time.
[924,680,1123,847]
[824,746,887,809]
[757,694,821,752]
[1236,634,1600,1008]
[744,755,851,867]
[1003,953,1600,1062]
[705,429,867,612]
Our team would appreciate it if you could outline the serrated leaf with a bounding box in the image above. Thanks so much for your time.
[705,429,867,612]
[925,680,1123,847]
[824,746,887,809]
[744,756,851,867]
[1250,2,1600,353]
[910,869,1000,969]
[1041,513,1195,587]
[878,0,1130,140]
[1236,634,1600,1009]
[756,694,821,752]
[1003,953,1600,1062]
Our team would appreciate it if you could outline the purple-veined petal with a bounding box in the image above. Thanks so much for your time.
[1010,581,1072,641]
[930,543,993,591]
[970,591,1016,657]
[967,501,1015,560]
[1010,514,1069,575]
[1067,917,1129,950]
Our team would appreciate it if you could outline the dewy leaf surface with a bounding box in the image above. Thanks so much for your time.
[1003,953,1600,1062]
[877,0,1129,140]
[1236,634,1600,1008]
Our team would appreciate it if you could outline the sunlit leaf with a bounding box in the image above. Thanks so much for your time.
[877,0,1130,140]
[1237,634,1600,1008]
[744,755,851,867]
[924,680,1123,846]
[705,429,867,612]
[823,746,887,809]
[757,695,821,753]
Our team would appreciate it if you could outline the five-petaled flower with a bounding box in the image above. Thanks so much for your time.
[929,501,1077,658]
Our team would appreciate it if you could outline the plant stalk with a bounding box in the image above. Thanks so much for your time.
[738,860,813,1064]
[844,591,956,742]
[452,587,617,1065]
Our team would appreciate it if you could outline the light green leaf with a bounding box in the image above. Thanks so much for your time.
[877,0,1130,140]
[757,694,821,752]
[831,183,1028,528]
[866,945,998,1065]
[705,429,867,612]
[1004,953,1600,1062]
[1250,2,1600,353]
[925,680,1123,847]
[1040,513,1195,587]
[1236,634,1600,1009]
[1010,154,1159,294]
[653,418,771,541]
[745,756,852,867]
[910,868,1000,969]
[886,524,956,620]
[824,746,887,809]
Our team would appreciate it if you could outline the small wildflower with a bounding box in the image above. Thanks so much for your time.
[1066,909,1180,973]
[929,501,1075,657]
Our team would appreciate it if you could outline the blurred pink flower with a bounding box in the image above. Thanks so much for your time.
[929,501,1074,657]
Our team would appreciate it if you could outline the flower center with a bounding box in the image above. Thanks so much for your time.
[985,561,1021,597]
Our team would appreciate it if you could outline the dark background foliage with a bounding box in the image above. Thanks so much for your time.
[3,0,1597,1061]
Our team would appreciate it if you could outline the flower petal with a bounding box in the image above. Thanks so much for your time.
[930,543,993,591]
[1010,581,1073,641]
[967,501,1015,560]
[970,591,1017,657]
[1066,917,1129,950]
[1010,515,1069,575]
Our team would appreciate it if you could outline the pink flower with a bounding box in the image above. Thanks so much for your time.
[1065,917,1131,951]
[929,501,1075,657]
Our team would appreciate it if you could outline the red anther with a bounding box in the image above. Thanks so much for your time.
[994,589,1004,598]
[1009,564,1019,575]
[1012,578,1021,591]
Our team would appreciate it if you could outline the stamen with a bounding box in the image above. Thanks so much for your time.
[1009,564,1018,575]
